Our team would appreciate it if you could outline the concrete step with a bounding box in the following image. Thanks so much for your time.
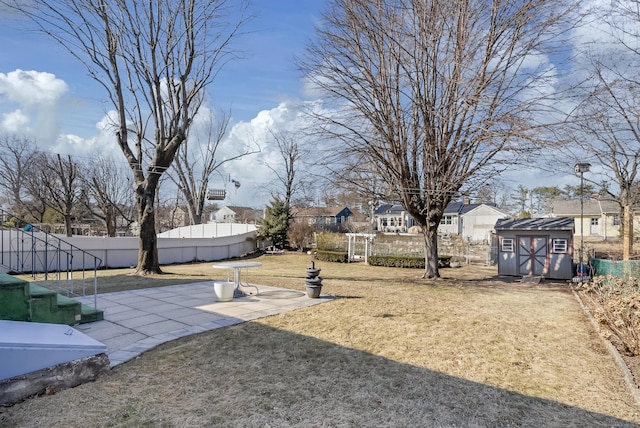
[0,273,103,325]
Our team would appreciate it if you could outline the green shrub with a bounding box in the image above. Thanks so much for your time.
[369,255,424,268]
[368,255,453,269]
[314,250,349,263]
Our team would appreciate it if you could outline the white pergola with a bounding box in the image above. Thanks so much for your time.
[345,233,376,264]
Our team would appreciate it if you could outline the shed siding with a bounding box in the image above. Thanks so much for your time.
[496,226,573,280]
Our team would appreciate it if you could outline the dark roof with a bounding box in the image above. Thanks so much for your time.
[375,201,501,216]
[374,204,402,215]
[494,217,574,231]
[444,201,498,215]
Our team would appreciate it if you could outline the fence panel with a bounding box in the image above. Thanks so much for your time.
[591,258,640,280]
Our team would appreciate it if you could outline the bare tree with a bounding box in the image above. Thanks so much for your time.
[0,135,37,214]
[565,69,640,259]
[265,130,303,211]
[9,0,250,273]
[83,156,136,236]
[22,153,50,224]
[38,153,86,237]
[169,109,257,225]
[300,0,572,278]
[559,1,640,260]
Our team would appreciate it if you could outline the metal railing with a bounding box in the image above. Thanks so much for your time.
[0,209,102,309]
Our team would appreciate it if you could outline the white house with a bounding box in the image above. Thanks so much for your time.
[550,198,640,241]
[461,204,510,242]
[438,200,509,243]
[210,206,262,224]
[371,200,507,241]
[373,204,415,232]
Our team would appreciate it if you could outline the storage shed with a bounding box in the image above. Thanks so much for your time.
[494,217,574,280]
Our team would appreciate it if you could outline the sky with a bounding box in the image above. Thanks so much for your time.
[0,1,327,208]
[0,0,631,210]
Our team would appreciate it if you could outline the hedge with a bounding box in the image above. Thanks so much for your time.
[368,255,452,268]
[314,250,349,263]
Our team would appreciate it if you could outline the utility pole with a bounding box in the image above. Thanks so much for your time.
[574,162,591,278]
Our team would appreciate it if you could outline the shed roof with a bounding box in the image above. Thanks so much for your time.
[494,217,574,231]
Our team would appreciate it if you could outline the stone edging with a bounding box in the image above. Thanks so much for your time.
[570,285,640,408]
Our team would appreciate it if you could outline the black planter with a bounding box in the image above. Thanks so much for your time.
[305,285,322,298]
[305,276,323,286]
[305,268,321,278]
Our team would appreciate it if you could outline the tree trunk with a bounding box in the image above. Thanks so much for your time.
[135,184,162,274]
[189,207,202,226]
[105,207,116,237]
[421,224,440,279]
[64,214,73,237]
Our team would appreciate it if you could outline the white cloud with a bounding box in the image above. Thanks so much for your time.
[211,99,327,207]
[51,110,120,156]
[0,69,68,147]
[1,109,29,133]
[0,69,68,107]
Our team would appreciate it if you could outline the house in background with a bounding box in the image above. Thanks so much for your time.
[370,200,508,239]
[373,204,415,233]
[291,206,353,232]
[211,206,262,224]
[345,208,370,232]
[438,200,509,243]
[550,198,640,241]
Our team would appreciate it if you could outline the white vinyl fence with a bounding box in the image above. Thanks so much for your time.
[1,224,257,272]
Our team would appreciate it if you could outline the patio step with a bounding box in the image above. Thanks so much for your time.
[0,273,103,325]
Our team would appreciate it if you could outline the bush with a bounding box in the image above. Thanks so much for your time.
[369,255,424,268]
[314,250,349,263]
[314,232,346,252]
[368,255,453,268]
[288,221,314,252]
[578,275,640,356]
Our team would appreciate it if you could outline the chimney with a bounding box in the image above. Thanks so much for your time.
[463,198,471,205]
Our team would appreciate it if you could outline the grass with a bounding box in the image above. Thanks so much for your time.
[3,253,640,427]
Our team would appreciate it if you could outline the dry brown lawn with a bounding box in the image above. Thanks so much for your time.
[2,253,640,427]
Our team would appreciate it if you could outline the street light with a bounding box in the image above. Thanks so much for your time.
[574,162,591,279]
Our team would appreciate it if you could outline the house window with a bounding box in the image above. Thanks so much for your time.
[442,215,453,225]
[501,238,514,252]
[552,238,567,253]
[590,218,599,226]
[612,215,620,226]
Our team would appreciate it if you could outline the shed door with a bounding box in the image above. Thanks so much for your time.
[518,236,548,276]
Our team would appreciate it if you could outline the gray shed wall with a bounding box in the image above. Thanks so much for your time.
[496,229,573,280]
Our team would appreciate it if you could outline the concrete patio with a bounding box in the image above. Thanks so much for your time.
[75,282,331,367]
